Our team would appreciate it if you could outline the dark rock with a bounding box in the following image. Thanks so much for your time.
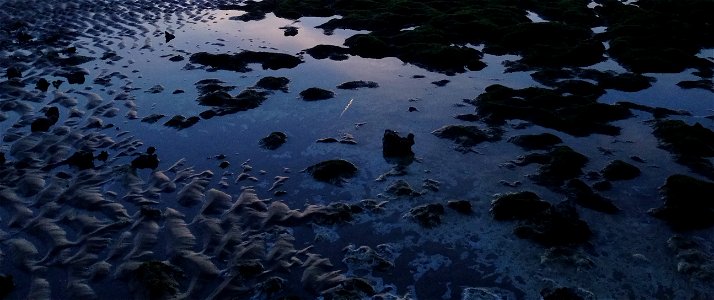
[566,179,619,214]
[515,146,589,187]
[141,114,165,123]
[653,120,714,179]
[169,55,184,62]
[454,114,480,122]
[407,203,445,228]
[199,110,217,120]
[447,200,472,214]
[96,151,109,162]
[508,133,562,150]
[304,159,358,185]
[386,179,422,197]
[140,206,162,219]
[131,261,183,300]
[260,132,288,150]
[66,151,95,170]
[255,76,290,91]
[304,44,350,61]
[541,287,585,300]
[617,101,690,119]
[667,235,714,281]
[513,200,592,246]
[0,152,5,165]
[195,79,235,95]
[189,51,303,72]
[0,274,13,299]
[36,78,50,91]
[316,137,338,143]
[677,80,714,92]
[172,89,185,94]
[475,84,632,136]
[164,31,175,43]
[322,278,376,300]
[31,118,53,132]
[299,87,335,101]
[408,106,419,112]
[649,174,714,230]
[198,89,269,112]
[52,80,63,89]
[337,80,379,90]
[131,148,160,170]
[592,180,612,191]
[219,161,230,169]
[490,191,551,220]
[601,160,640,181]
[304,202,363,225]
[431,79,450,87]
[382,130,414,158]
[57,68,88,84]
[164,115,200,129]
[281,26,299,36]
[432,125,498,148]
[6,67,21,79]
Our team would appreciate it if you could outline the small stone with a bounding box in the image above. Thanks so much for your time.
[260,132,288,150]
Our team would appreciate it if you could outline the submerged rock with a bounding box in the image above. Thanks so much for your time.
[649,174,714,230]
[36,78,50,91]
[508,133,562,150]
[164,115,199,129]
[490,191,551,220]
[131,147,160,170]
[407,203,445,228]
[566,179,619,214]
[447,200,472,214]
[304,159,358,185]
[653,120,714,179]
[304,44,350,60]
[299,87,335,101]
[382,130,414,158]
[601,160,640,181]
[432,125,499,148]
[6,67,21,79]
[515,146,589,187]
[65,151,94,170]
[667,235,714,282]
[386,179,422,197]
[260,132,288,150]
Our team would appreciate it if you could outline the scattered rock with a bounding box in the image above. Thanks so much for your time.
[513,200,592,246]
[566,179,619,213]
[508,133,562,150]
[299,87,335,101]
[96,151,109,162]
[304,44,350,60]
[164,31,176,43]
[382,130,414,158]
[280,26,298,36]
[316,137,338,143]
[490,191,551,220]
[432,124,499,149]
[407,203,445,228]
[447,200,472,214]
[65,151,95,170]
[141,114,165,123]
[6,67,21,79]
[667,235,714,281]
[541,286,587,300]
[36,78,50,91]
[304,159,358,185]
[146,85,164,94]
[219,161,230,169]
[190,50,303,72]
[515,146,589,187]
[0,274,13,299]
[431,79,450,87]
[169,55,185,62]
[601,160,640,181]
[649,174,714,230]
[130,261,183,300]
[260,132,288,150]
[386,179,422,197]
[0,152,5,165]
[677,80,714,92]
[255,76,289,91]
[164,115,199,129]
[131,147,160,170]
[337,80,379,90]
[653,120,714,179]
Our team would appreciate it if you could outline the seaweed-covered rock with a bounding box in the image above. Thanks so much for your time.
[304,44,350,60]
[515,146,589,187]
[653,120,714,179]
[337,80,379,90]
[130,261,183,300]
[447,200,472,214]
[490,191,551,220]
[255,76,290,91]
[382,130,414,158]
[407,203,445,228]
[304,159,358,185]
[649,174,714,230]
[189,50,303,72]
[513,200,592,246]
[475,84,632,136]
[260,132,288,150]
[432,125,498,148]
[300,87,335,101]
[566,179,619,214]
[508,133,562,150]
[601,160,640,181]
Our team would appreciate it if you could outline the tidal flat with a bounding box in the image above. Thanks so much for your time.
[1,0,713,299]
